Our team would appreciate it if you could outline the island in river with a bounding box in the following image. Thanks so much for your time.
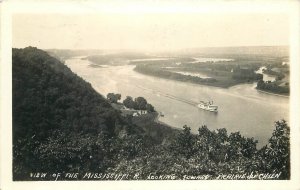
[81,47,289,95]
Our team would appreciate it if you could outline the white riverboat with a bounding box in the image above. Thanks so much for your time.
[197,101,218,112]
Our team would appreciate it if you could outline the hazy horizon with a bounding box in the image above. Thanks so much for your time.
[37,45,288,51]
[13,13,289,52]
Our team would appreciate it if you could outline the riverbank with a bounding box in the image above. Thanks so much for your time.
[133,63,264,89]
[131,112,180,145]
[111,101,180,145]
[256,89,289,98]
[134,67,255,88]
[134,65,290,97]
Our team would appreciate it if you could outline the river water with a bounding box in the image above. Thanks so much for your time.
[65,57,289,148]
[189,57,234,63]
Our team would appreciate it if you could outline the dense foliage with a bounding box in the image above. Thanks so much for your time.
[13,47,129,179]
[123,96,155,112]
[134,60,264,88]
[232,67,263,81]
[106,93,121,103]
[256,64,289,95]
[86,53,151,66]
[134,65,217,85]
[108,121,290,180]
[256,80,289,95]
[263,68,285,80]
[13,47,290,180]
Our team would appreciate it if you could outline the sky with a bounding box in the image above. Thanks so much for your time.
[12,12,289,52]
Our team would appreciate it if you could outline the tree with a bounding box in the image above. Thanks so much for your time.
[106,93,121,103]
[263,120,290,179]
[146,103,155,112]
[216,128,228,143]
[171,125,197,159]
[256,80,265,89]
[134,97,147,110]
[115,93,121,101]
[123,96,135,109]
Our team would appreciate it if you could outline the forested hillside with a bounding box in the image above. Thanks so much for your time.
[13,47,142,179]
[13,47,290,180]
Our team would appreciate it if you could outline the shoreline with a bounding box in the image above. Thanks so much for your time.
[133,67,289,98]
[256,89,289,98]
[153,112,176,129]
[133,68,250,89]
[133,65,290,98]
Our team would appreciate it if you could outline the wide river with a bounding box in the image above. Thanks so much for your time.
[65,57,289,148]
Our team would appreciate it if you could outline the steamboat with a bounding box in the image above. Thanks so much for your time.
[197,101,218,112]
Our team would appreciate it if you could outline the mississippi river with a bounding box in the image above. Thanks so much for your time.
[65,57,289,147]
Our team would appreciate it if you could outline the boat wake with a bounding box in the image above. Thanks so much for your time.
[135,85,200,107]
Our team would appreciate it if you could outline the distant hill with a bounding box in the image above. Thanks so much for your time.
[46,46,289,61]
[181,46,289,57]
[46,49,150,61]
[45,49,105,61]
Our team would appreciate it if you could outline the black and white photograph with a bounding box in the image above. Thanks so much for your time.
[1,0,300,189]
